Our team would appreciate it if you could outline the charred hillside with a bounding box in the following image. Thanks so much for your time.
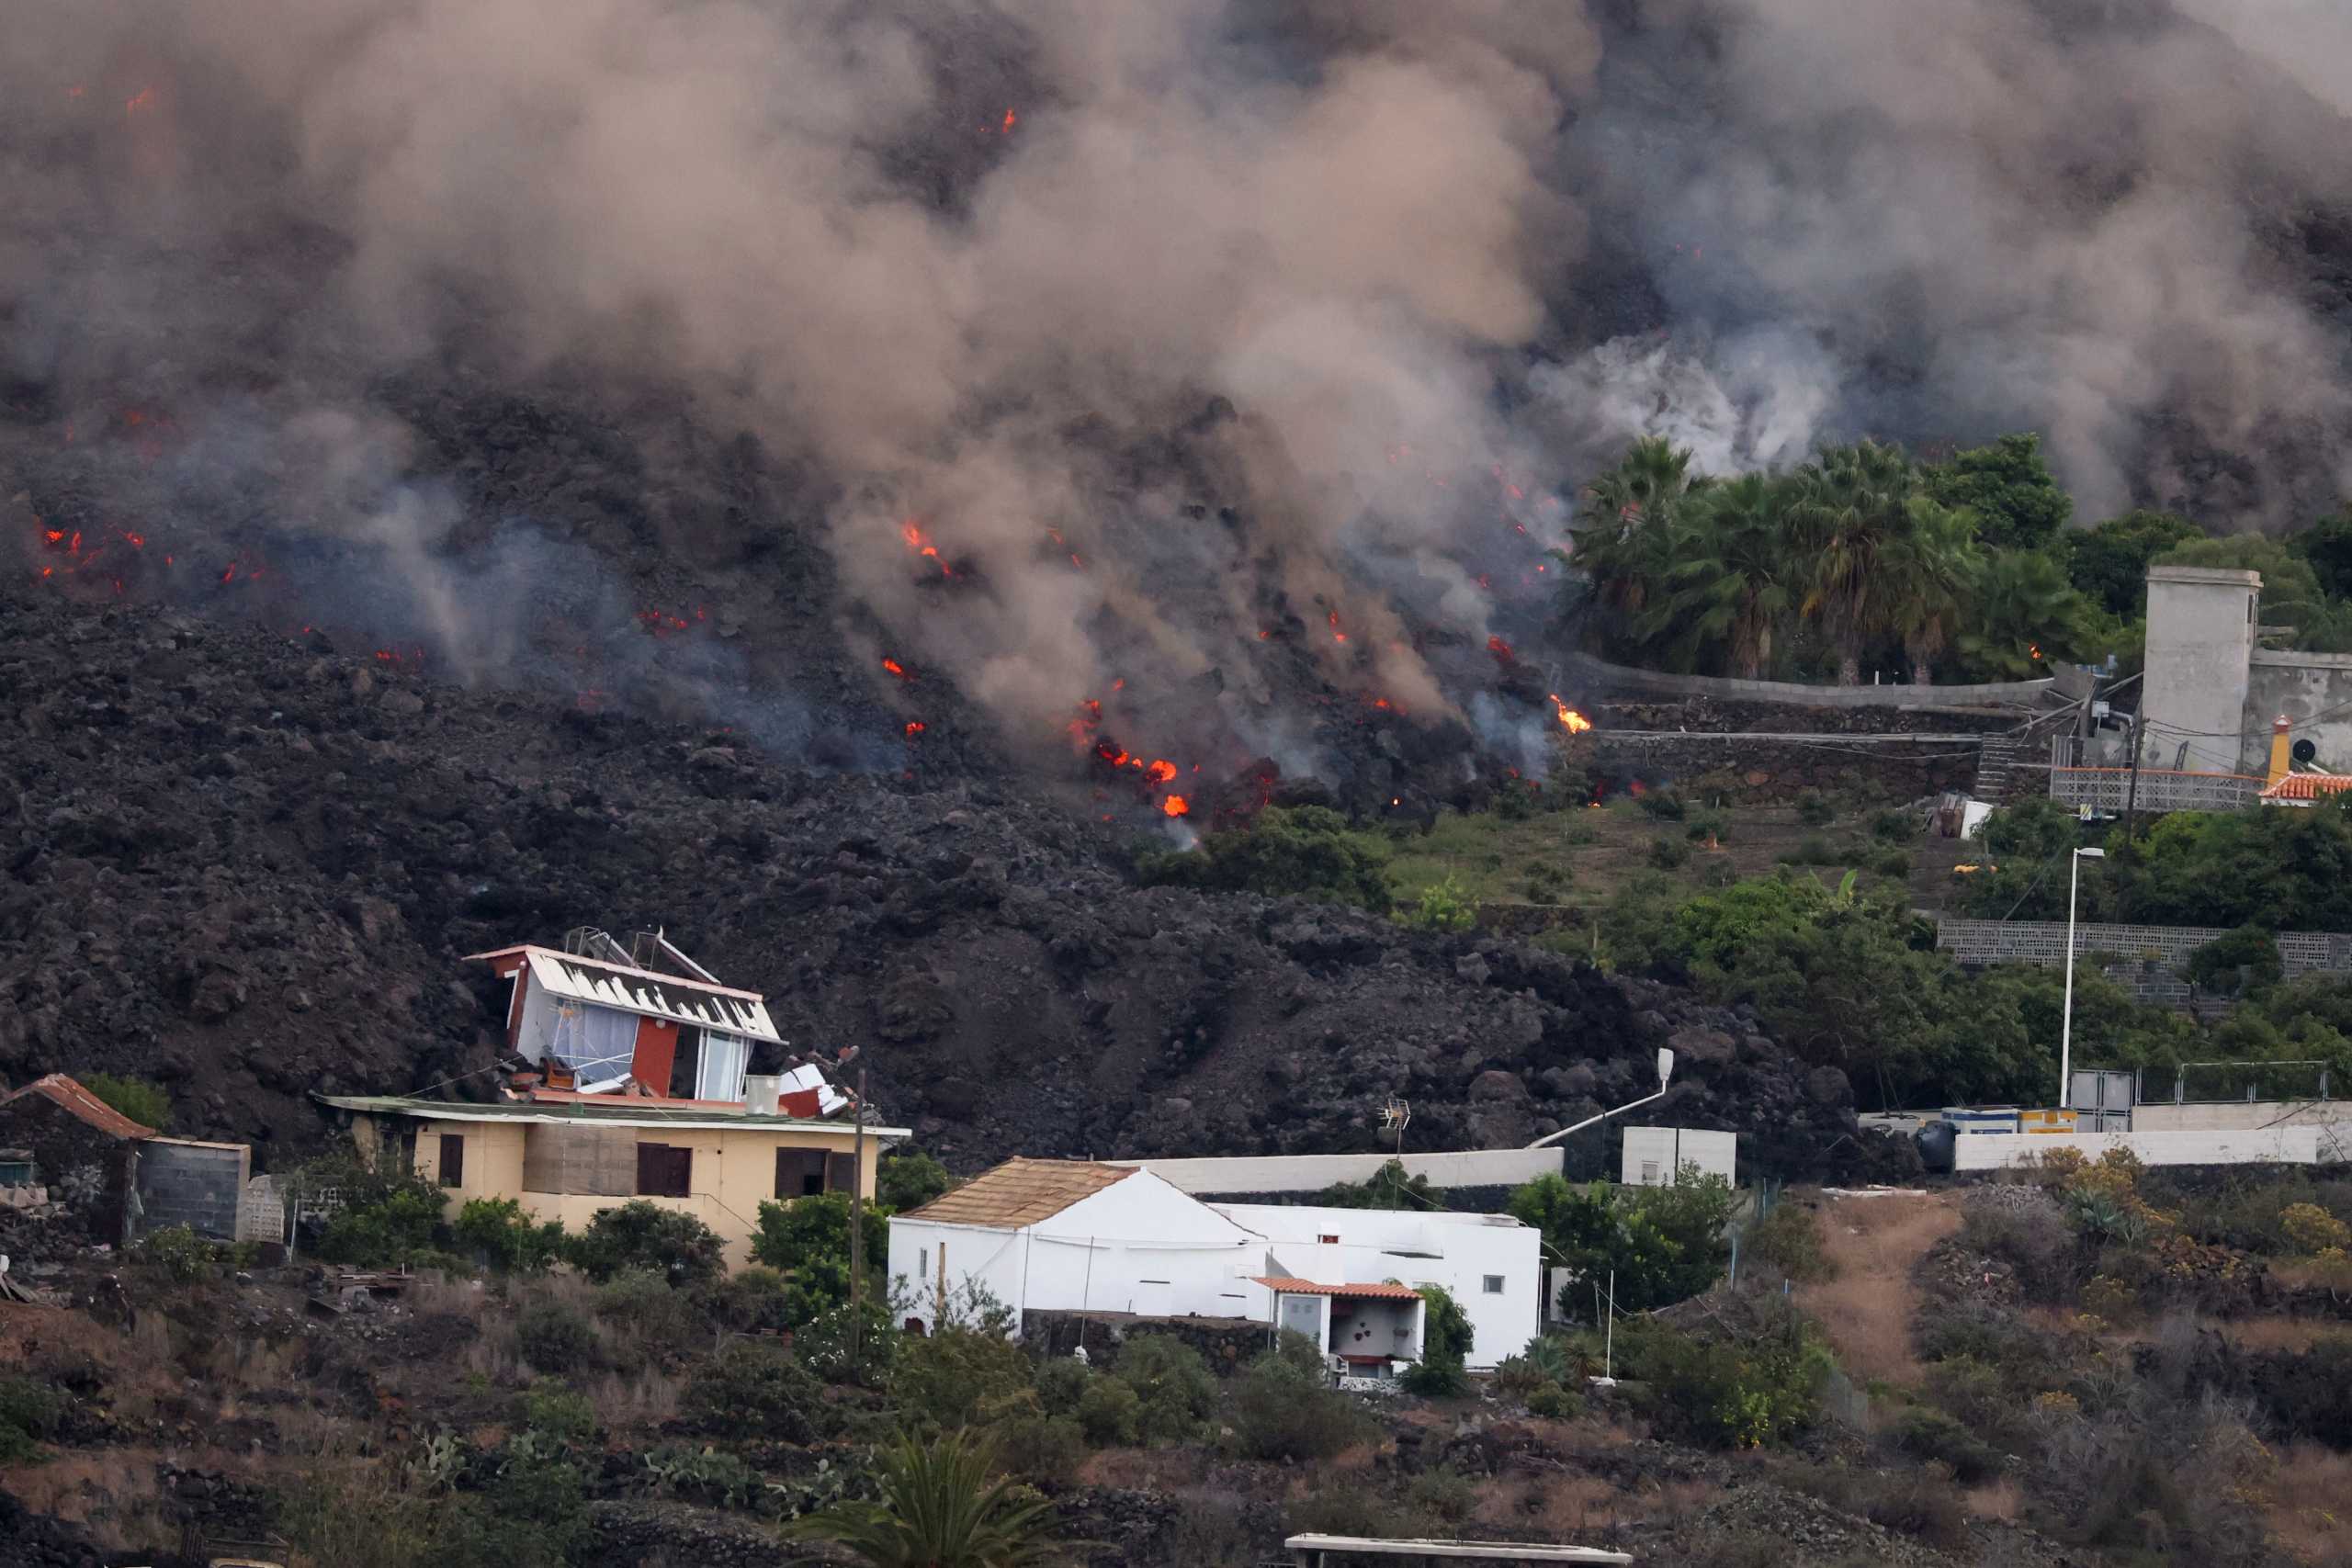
[0,583,1893,1179]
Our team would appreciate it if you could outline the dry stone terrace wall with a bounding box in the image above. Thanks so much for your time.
[1937,919,2352,1006]
[1589,732,1982,804]
[1591,696,2022,736]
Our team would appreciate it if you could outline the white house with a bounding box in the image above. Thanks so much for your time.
[888,1158,1544,1372]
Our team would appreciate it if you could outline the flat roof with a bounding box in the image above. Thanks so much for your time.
[315,1093,906,1138]
[1283,1536,1631,1563]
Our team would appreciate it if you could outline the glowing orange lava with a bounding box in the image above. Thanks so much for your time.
[905,721,925,737]
[882,657,908,678]
[1161,795,1189,818]
[1549,694,1593,734]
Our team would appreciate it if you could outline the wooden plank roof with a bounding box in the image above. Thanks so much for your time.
[896,1156,1136,1229]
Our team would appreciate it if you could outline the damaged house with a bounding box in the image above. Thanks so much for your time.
[318,928,899,1268]
[886,1158,1541,1372]
[0,1075,260,1247]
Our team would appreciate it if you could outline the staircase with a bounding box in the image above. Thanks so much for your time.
[1972,729,2048,805]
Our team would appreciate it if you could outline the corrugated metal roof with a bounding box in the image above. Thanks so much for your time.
[2262,773,2352,801]
[470,945,783,1043]
[0,1075,157,1140]
[1251,1276,1425,1301]
[896,1156,1136,1229]
[314,1093,906,1137]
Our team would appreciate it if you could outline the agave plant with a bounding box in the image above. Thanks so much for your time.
[779,1431,1063,1567]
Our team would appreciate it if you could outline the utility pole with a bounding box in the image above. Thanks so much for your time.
[848,1066,868,1361]
[2122,710,2146,844]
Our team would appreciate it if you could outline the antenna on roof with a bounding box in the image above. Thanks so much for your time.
[629,926,721,985]
[1379,1097,1410,1158]
[563,926,631,966]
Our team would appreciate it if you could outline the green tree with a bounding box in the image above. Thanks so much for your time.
[452,1198,567,1272]
[1920,432,2073,551]
[1656,472,1800,679]
[2064,509,2204,617]
[563,1201,724,1285]
[1952,549,2097,680]
[1402,874,1478,932]
[2294,509,2352,602]
[878,1148,956,1213]
[1882,497,1981,684]
[1136,806,1391,910]
[2181,924,2285,998]
[1107,1336,1217,1444]
[1313,1158,1436,1211]
[80,1072,169,1131]
[1567,436,1716,665]
[750,1191,888,1325]
[1415,1283,1475,1366]
[1509,1170,1736,1314]
[1791,439,1919,685]
[779,1431,1063,1568]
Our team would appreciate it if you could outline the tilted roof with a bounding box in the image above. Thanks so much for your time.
[1250,1276,1425,1301]
[0,1074,157,1140]
[314,1093,907,1138]
[470,945,782,1043]
[897,1157,1137,1229]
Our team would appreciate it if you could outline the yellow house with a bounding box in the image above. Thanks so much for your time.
[317,1092,909,1268]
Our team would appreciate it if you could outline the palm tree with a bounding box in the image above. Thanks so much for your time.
[780,1432,1063,1568]
[1790,439,1916,684]
[1567,437,1713,663]
[1879,496,1981,685]
[1955,549,2091,681]
[1654,473,1798,679]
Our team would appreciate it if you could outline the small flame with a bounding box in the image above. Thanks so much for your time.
[1487,634,1515,660]
[905,720,926,737]
[1329,609,1347,643]
[1161,795,1189,818]
[1001,107,1018,134]
[1144,759,1177,784]
[1548,694,1593,734]
[881,657,908,679]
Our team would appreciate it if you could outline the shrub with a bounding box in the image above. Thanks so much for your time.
[891,1326,1036,1434]
[1524,1381,1581,1419]
[1614,1310,1831,1450]
[1521,863,1572,903]
[696,1265,796,1335]
[1230,1334,1367,1461]
[1891,1406,2003,1483]
[1111,1334,1216,1444]
[640,1443,767,1507]
[1075,1375,1141,1446]
[1136,805,1392,911]
[452,1199,565,1273]
[1405,1465,1477,1525]
[1685,810,1729,844]
[0,1375,68,1463]
[82,1072,170,1131]
[1871,808,1916,843]
[1796,791,1836,827]
[1956,1196,2079,1298]
[594,1268,696,1353]
[514,1302,600,1373]
[1402,874,1479,932]
[1033,1357,1091,1417]
[1786,833,1839,865]
[519,1383,597,1446]
[1648,836,1691,870]
[435,1457,592,1568]
[1510,1171,1736,1314]
[749,1192,888,1325]
[1637,789,1687,821]
[317,1188,444,1267]
[1871,848,1913,878]
[137,1223,239,1283]
[565,1201,724,1285]
[792,1299,897,1387]
[877,1148,955,1213]
[1746,1201,1835,1283]
[1399,1358,1470,1396]
[683,1340,821,1441]
[2279,1201,2352,1256]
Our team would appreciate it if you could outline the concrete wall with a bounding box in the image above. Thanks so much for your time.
[1557,649,2052,708]
[134,1138,250,1241]
[1936,919,2352,1006]
[2142,566,2260,759]
[1589,732,1982,804]
[407,1121,529,1209]
[2245,650,2352,773]
[1951,1125,2323,1170]
[1110,1147,1565,1196]
[1620,1127,1736,1187]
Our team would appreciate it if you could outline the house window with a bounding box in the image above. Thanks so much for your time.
[436,1134,465,1189]
[775,1148,827,1199]
[1317,1234,1340,1245]
[0,1157,34,1189]
[636,1144,693,1198]
[827,1153,857,1194]
[1639,1159,1660,1185]
[1482,1274,1505,1295]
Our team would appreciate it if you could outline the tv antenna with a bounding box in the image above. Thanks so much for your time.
[1379,1097,1411,1157]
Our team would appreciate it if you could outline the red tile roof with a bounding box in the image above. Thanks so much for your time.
[2262,773,2352,801]
[0,1074,158,1140]
[1251,1276,1425,1301]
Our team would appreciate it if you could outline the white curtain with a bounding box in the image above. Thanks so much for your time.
[695,1032,750,1101]
[552,1005,637,1085]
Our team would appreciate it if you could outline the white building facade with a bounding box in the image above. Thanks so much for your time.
[887,1159,1543,1371]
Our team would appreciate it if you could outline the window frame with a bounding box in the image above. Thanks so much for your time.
[1482,1274,1505,1295]
[436,1134,466,1189]
[636,1142,694,1199]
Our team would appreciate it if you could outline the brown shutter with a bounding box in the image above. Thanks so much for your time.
[638,1143,691,1197]
[826,1153,856,1195]
[437,1134,465,1189]
[775,1148,826,1199]
[669,1146,694,1197]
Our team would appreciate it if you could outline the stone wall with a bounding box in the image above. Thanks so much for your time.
[1559,649,2052,708]
[1936,919,2352,1006]
[1590,733,1982,805]
[1593,697,2020,736]
[0,1098,134,1245]
[1021,1309,1272,1376]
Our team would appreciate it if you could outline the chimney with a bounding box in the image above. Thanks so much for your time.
[2268,714,2292,787]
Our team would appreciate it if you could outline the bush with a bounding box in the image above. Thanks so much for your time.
[1034,1357,1091,1418]
[1136,805,1392,911]
[683,1340,820,1441]
[1891,1406,2004,1483]
[593,1268,696,1352]
[1746,1201,1836,1283]
[1649,836,1691,870]
[877,1148,955,1213]
[1525,1380,1581,1419]
[1510,1171,1736,1315]
[1075,1374,1141,1445]
[515,1302,600,1372]
[452,1199,566,1273]
[1521,863,1572,903]
[564,1201,724,1285]
[640,1442,767,1508]
[1871,808,1916,843]
[1111,1334,1216,1444]
[317,1188,444,1267]
[137,1224,240,1283]
[749,1192,888,1325]
[82,1072,170,1131]
[1637,789,1687,821]
[1399,1358,1470,1396]
[1614,1310,1831,1450]
[1230,1333,1367,1461]
[1402,874,1479,932]
[1686,810,1729,844]
[696,1265,796,1334]
[1405,1465,1478,1525]
[1796,791,1836,827]
[792,1299,897,1386]
[2279,1201,2352,1256]
[0,1375,68,1463]
[519,1383,597,1446]
[890,1325,1036,1434]
[1785,834,1839,865]
[435,1458,591,1568]
[1871,848,1913,878]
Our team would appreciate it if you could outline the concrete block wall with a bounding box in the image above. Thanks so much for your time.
[1951,1126,2322,1170]
[135,1139,250,1241]
[1936,919,2352,1005]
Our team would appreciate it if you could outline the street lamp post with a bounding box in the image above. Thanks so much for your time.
[2060,847,2106,1110]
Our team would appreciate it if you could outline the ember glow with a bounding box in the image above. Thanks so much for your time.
[881,657,908,679]
[1549,694,1593,733]
[1487,634,1515,661]
[899,519,950,574]
[1160,794,1190,818]
[1328,610,1346,644]
[905,720,925,737]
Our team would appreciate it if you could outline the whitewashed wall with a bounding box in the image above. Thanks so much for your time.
[1620,1128,1736,1186]
[1951,1126,2324,1170]
[1110,1148,1564,1195]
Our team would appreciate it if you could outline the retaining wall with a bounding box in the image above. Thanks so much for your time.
[1106,1147,1564,1196]
[1558,649,2052,709]
[1951,1126,2324,1170]
[1936,919,2352,1006]
[1590,732,1981,803]
[1021,1310,1271,1374]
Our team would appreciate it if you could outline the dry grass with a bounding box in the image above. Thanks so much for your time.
[2264,1257,2352,1292]
[1473,1472,1720,1537]
[584,1366,682,1433]
[2042,1310,2352,1355]
[4,1448,172,1550]
[1792,1191,1961,1387]
[1964,1476,2024,1522]
[2266,1444,2352,1565]
[1076,1446,1214,1491]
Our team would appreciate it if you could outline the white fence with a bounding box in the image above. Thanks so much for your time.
[1108,1148,1565,1195]
[1951,1126,2324,1171]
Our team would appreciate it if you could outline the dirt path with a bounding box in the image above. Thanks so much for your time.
[1791,1190,1961,1387]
